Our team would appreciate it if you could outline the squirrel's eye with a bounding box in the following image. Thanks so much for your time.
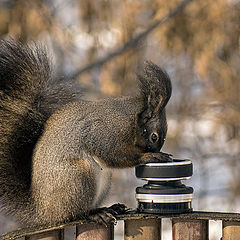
[150,132,159,143]
[143,128,147,134]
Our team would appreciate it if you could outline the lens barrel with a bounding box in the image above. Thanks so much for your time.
[135,159,193,214]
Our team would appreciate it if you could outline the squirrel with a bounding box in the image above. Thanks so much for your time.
[0,39,172,227]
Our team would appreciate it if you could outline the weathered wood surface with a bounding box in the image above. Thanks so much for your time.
[222,221,240,240]
[172,219,208,240]
[76,223,113,240]
[124,219,161,240]
[118,211,240,221]
[1,211,240,239]
[0,219,85,240]
[25,229,64,240]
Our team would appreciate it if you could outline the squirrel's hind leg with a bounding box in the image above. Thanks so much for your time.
[31,157,97,226]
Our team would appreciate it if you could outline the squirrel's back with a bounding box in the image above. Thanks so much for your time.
[0,40,80,223]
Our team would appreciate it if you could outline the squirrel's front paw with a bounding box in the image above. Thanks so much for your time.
[140,152,173,164]
[87,204,128,226]
[108,203,128,215]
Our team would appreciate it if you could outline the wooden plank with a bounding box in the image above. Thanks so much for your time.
[222,221,240,240]
[172,219,208,240]
[25,229,64,240]
[3,211,240,240]
[118,211,240,221]
[124,218,161,240]
[76,224,114,240]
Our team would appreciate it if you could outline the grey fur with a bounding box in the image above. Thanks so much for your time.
[0,40,172,226]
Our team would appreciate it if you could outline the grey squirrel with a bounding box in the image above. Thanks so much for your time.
[0,40,172,227]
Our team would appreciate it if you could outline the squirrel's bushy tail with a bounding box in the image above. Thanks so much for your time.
[0,40,80,223]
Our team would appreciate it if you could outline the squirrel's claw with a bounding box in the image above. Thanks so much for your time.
[159,152,173,160]
[140,152,173,164]
[87,204,128,226]
[88,207,117,226]
[108,203,128,215]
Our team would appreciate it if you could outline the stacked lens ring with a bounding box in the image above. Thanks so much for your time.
[135,159,193,214]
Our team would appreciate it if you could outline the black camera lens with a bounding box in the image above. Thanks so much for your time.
[135,159,193,214]
[136,159,193,180]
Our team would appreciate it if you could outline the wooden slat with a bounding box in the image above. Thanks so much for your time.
[222,221,240,240]
[76,224,114,240]
[172,219,208,240]
[124,218,161,240]
[25,229,64,240]
[117,211,240,222]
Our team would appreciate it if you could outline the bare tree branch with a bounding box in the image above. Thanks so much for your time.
[66,0,194,80]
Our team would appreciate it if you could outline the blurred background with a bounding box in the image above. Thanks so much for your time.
[0,0,239,239]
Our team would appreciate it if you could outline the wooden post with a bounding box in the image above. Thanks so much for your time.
[76,224,114,240]
[25,229,64,240]
[124,218,161,240]
[222,221,240,240]
[172,219,208,240]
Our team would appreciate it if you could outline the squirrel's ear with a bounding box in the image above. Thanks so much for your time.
[138,61,172,119]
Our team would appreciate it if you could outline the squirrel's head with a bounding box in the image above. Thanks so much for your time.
[140,110,167,152]
[137,61,172,153]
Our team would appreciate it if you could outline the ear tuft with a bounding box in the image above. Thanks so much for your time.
[137,61,172,121]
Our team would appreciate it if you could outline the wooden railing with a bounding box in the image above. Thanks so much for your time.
[1,211,240,240]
